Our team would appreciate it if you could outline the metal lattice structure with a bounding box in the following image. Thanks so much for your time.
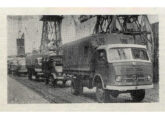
[79,15,154,60]
[40,15,63,54]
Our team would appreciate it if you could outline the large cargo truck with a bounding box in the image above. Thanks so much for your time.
[63,33,153,103]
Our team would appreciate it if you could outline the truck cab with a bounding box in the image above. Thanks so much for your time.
[93,44,153,102]
[17,57,27,75]
[9,59,18,75]
[33,57,43,80]
[26,52,43,80]
[43,54,66,86]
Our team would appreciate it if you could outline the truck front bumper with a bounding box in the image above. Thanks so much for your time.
[37,72,44,76]
[18,69,27,73]
[105,84,153,91]
[56,76,64,80]
[35,68,42,72]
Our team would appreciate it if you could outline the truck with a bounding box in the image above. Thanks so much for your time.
[7,57,17,75]
[26,51,66,86]
[16,57,27,75]
[62,33,153,103]
[7,57,14,74]
[42,51,66,86]
[26,52,43,80]
[8,56,27,76]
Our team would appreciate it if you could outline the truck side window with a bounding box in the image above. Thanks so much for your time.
[84,46,89,57]
[35,59,38,65]
[97,50,107,61]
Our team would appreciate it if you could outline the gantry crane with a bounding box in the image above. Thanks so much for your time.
[78,15,154,60]
[39,15,154,60]
[40,15,63,55]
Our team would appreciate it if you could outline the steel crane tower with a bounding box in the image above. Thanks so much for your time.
[40,15,63,55]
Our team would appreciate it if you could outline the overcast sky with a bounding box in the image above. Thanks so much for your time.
[7,15,158,56]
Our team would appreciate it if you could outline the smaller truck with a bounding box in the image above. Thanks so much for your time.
[16,57,27,75]
[9,58,19,75]
[7,58,14,74]
[42,52,66,86]
[26,52,43,80]
[26,51,66,86]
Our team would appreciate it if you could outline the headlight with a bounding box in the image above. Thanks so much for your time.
[116,76,122,82]
[147,75,152,81]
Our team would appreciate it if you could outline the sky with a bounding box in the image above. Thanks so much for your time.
[7,15,158,56]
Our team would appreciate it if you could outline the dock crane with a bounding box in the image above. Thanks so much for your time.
[78,15,154,60]
[40,15,63,55]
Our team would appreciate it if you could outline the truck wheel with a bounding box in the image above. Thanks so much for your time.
[49,76,57,87]
[28,72,32,80]
[131,90,145,102]
[8,70,11,74]
[62,80,66,87]
[71,80,79,95]
[78,80,83,95]
[16,71,20,76]
[35,74,39,81]
[31,72,36,80]
[45,78,49,85]
[96,82,110,103]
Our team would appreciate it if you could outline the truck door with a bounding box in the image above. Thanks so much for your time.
[95,49,109,82]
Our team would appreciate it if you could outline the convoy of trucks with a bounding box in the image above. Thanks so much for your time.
[8,15,155,103]
[8,33,153,102]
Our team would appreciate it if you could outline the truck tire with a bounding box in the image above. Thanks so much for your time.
[8,69,11,74]
[96,82,110,103]
[44,73,49,85]
[28,71,32,80]
[49,75,57,87]
[35,74,39,81]
[78,80,83,95]
[45,78,49,85]
[130,90,145,102]
[31,71,36,80]
[62,80,66,87]
[71,80,79,95]
[16,72,20,76]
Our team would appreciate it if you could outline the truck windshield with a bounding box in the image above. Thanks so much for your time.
[12,60,18,65]
[53,60,62,66]
[38,58,42,63]
[18,59,26,65]
[108,47,149,62]
[51,57,63,66]
[37,58,42,66]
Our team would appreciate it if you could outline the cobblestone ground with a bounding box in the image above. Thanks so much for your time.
[8,75,159,103]
[8,76,49,103]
